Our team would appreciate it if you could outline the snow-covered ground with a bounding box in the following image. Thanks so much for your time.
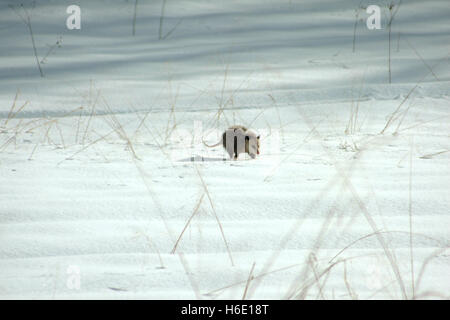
[0,0,449,299]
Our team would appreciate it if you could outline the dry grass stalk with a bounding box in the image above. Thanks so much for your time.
[205,262,303,297]
[82,90,101,145]
[293,258,352,299]
[58,124,121,165]
[242,262,256,300]
[194,164,234,266]
[101,98,139,160]
[206,68,254,131]
[158,0,182,40]
[26,107,83,133]
[171,193,205,254]
[54,121,66,149]
[4,90,29,127]
[288,106,409,299]
[9,2,44,77]
[408,136,415,298]
[263,118,322,182]
[132,0,138,36]
[131,152,202,299]
[419,149,449,159]
[329,230,444,265]
[309,254,326,299]
[387,1,402,84]
[404,37,439,81]
[380,73,428,134]
[344,260,358,299]
[163,78,180,145]
[352,1,364,53]
[75,107,84,144]
[345,74,365,135]
[415,248,449,294]
[29,122,52,160]
[0,135,16,152]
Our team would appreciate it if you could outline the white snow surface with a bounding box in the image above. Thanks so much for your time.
[0,0,449,299]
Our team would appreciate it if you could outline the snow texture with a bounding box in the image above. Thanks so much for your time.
[0,0,449,299]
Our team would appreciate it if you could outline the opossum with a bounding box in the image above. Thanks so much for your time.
[203,125,260,159]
